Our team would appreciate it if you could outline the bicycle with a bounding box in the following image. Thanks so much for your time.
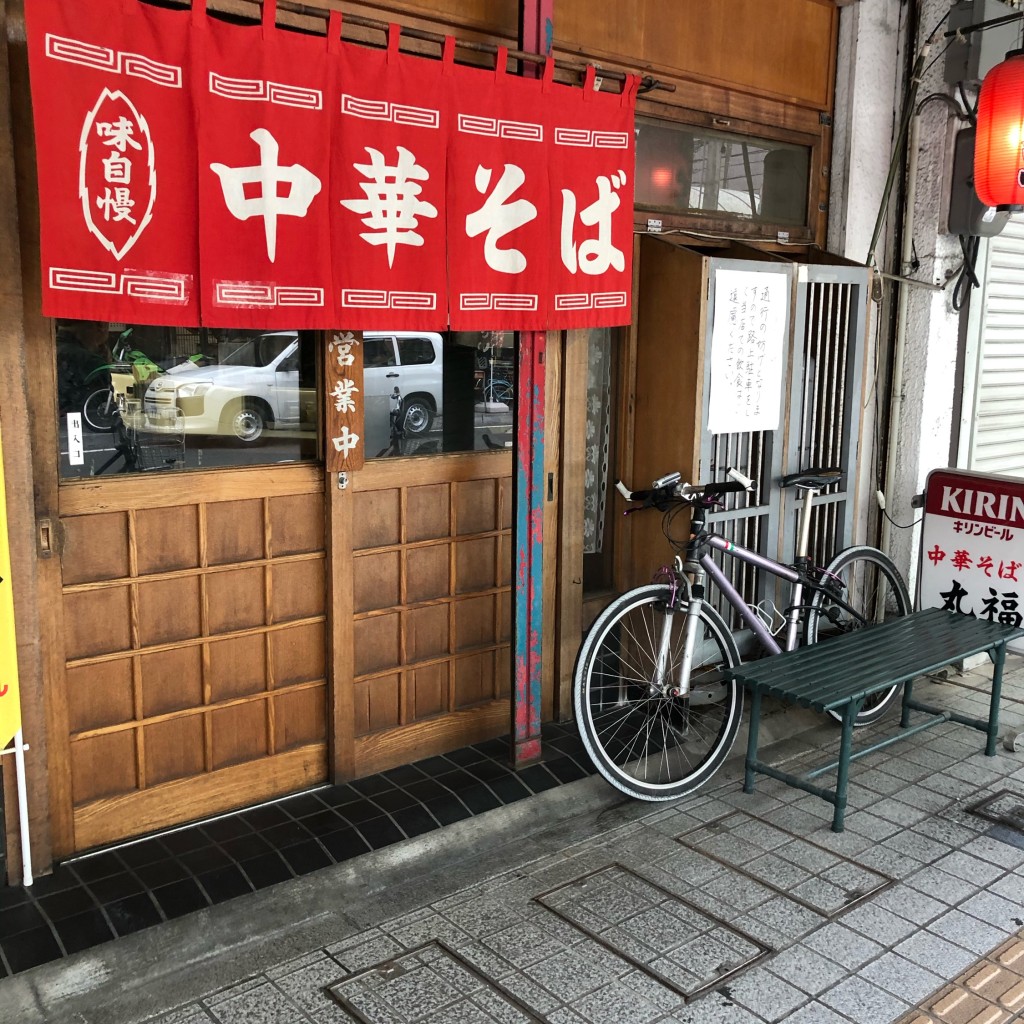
[81,328,162,433]
[572,466,912,801]
[474,371,514,407]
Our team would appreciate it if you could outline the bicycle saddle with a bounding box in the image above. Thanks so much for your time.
[780,468,843,489]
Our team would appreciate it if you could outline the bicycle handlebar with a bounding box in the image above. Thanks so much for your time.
[614,467,754,508]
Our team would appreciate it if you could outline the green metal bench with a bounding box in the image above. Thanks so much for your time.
[725,607,1023,832]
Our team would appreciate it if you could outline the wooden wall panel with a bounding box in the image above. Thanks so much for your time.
[456,480,497,534]
[454,595,495,651]
[353,550,400,612]
[352,489,401,548]
[135,506,200,575]
[556,0,837,111]
[206,500,264,565]
[137,576,202,646]
[384,0,518,36]
[359,675,400,734]
[71,732,136,805]
[271,621,325,687]
[353,614,401,675]
[64,587,131,659]
[207,567,265,633]
[273,687,326,751]
[627,236,709,588]
[207,636,266,702]
[144,718,205,787]
[211,702,268,769]
[269,492,325,556]
[454,652,492,709]
[410,663,446,720]
[270,558,326,622]
[66,661,133,733]
[406,605,449,662]
[496,646,511,699]
[406,485,450,541]
[60,512,129,585]
[455,536,496,593]
[405,544,449,603]
[141,647,204,716]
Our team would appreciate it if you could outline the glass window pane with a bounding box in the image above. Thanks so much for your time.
[635,116,810,226]
[396,336,438,365]
[367,330,514,459]
[57,320,317,479]
[364,336,397,367]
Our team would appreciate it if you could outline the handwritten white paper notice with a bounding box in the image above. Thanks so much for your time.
[707,269,787,434]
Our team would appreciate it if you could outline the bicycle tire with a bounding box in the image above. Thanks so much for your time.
[573,584,743,801]
[82,388,118,432]
[484,379,513,405]
[804,545,913,726]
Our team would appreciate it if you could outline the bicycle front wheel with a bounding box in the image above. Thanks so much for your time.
[573,585,743,801]
[805,546,912,726]
[82,388,118,432]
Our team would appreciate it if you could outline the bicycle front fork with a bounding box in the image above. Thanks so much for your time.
[652,572,705,701]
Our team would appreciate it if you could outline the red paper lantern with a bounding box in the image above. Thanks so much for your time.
[974,49,1024,211]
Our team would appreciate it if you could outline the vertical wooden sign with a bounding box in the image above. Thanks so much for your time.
[325,330,364,472]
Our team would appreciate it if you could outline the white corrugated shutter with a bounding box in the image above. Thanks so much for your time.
[960,216,1024,476]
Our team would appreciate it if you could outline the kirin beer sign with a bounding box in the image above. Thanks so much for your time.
[919,468,1024,651]
[79,88,156,260]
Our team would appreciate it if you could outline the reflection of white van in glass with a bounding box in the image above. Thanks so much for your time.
[143,331,443,446]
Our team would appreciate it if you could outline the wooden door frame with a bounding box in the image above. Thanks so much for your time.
[554,331,587,721]
[2,0,58,879]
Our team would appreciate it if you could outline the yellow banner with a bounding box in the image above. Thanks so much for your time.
[0,419,23,749]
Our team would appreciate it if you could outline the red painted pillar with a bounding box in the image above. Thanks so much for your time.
[511,0,553,767]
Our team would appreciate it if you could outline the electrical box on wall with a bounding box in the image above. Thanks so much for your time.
[948,127,1010,237]
[945,0,1023,84]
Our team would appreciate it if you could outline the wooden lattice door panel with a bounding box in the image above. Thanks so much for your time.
[57,468,329,852]
[350,455,513,776]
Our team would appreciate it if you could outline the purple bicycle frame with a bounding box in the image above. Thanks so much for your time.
[700,534,804,656]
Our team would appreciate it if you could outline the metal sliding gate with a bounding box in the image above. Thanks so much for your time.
[699,258,870,633]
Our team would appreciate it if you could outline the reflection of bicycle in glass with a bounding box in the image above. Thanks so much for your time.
[573,467,911,801]
[81,329,162,433]
[474,372,514,406]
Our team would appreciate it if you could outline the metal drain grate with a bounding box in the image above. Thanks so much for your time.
[534,863,771,1002]
[676,811,893,918]
[327,940,546,1023]
[968,789,1024,833]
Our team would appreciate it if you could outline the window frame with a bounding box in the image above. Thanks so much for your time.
[633,99,825,246]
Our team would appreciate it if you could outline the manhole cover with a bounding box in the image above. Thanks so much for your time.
[677,811,892,917]
[969,789,1024,833]
[534,863,770,1001]
[327,940,545,1023]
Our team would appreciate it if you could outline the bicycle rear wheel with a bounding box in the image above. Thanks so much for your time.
[805,545,912,726]
[573,584,742,801]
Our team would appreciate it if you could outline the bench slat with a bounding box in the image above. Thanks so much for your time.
[726,608,1022,713]
[735,606,1022,833]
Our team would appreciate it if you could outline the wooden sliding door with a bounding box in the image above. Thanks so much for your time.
[339,452,514,778]
[55,466,329,852]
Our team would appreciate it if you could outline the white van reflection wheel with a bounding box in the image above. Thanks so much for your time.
[402,399,433,436]
[229,404,266,443]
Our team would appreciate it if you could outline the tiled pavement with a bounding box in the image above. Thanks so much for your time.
[7,658,1024,1024]
[0,722,595,978]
